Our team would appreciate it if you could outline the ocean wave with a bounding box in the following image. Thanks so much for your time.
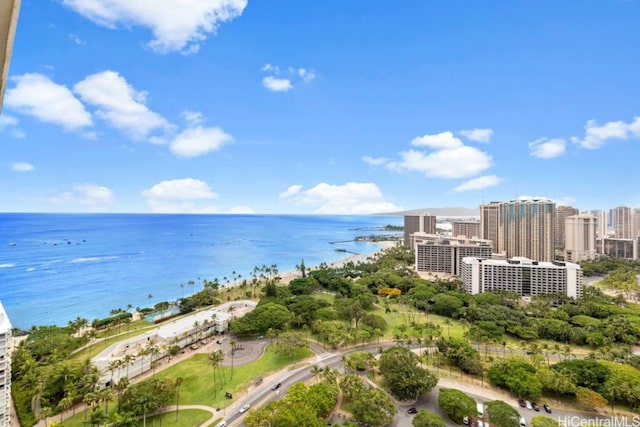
[0,263,15,268]
[69,256,119,264]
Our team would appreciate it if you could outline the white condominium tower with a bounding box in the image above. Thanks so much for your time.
[564,214,597,262]
[0,302,11,427]
[461,257,583,299]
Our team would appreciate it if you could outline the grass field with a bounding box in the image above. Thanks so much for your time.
[59,407,212,427]
[154,344,313,408]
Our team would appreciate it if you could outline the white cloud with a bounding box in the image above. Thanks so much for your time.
[5,73,93,130]
[49,184,114,207]
[572,116,640,149]
[170,126,233,157]
[454,175,501,192]
[142,178,219,213]
[459,128,494,143]
[388,147,492,179]
[11,162,34,172]
[69,34,87,45]
[411,131,463,149]
[181,110,204,126]
[279,182,400,214]
[298,68,316,82]
[261,63,279,73]
[279,185,303,199]
[262,76,293,92]
[0,114,19,129]
[74,70,172,140]
[62,0,247,54]
[362,156,389,166]
[529,137,566,159]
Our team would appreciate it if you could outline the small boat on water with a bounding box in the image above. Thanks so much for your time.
[7,242,16,246]
[335,248,347,252]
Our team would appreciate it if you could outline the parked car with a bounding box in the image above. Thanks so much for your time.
[519,416,526,427]
[532,402,540,412]
[518,399,526,408]
[407,407,418,414]
[463,415,470,425]
[525,401,533,410]
[239,404,250,413]
[543,404,552,413]
[272,382,282,390]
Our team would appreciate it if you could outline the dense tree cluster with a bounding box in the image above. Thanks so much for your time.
[244,382,339,427]
[379,346,438,400]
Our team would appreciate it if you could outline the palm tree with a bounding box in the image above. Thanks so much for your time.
[147,294,153,309]
[208,350,225,398]
[174,377,184,421]
[230,338,237,379]
[310,364,322,384]
[57,396,73,422]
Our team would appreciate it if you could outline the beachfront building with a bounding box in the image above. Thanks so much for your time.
[404,213,437,250]
[0,302,12,427]
[92,301,256,388]
[461,256,583,299]
[414,233,493,276]
[452,221,480,239]
[564,214,597,262]
[0,0,21,112]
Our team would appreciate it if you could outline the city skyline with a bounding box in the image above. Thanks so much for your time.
[1,1,640,214]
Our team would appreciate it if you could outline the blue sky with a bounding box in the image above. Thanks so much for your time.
[1,0,639,214]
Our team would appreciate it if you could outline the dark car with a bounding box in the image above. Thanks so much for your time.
[532,402,540,412]
[543,404,552,414]
[407,408,418,414]
[518,399,526,408]
[271,382,282,390]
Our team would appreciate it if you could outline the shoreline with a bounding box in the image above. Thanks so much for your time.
[277,240,397,285]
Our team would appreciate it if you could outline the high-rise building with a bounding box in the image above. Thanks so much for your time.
[613,206,632,239]
[452,221,480,239]
[404,213,436,250]
[461,256,582,299]
[481,199,556,261]
[413,233,493,275]
[1,0,21,112]
[480,202,501,250]
[564,214,597,262]
[555,206,579,250]
[0,302,12,427]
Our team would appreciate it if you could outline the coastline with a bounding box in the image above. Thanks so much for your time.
[272,240,397,285]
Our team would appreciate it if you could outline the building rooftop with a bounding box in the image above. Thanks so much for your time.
[0,0,21,112]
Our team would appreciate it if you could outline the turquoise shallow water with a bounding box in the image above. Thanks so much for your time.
[0,213,401,328]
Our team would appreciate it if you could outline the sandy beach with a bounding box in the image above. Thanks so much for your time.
[276,240,398,285]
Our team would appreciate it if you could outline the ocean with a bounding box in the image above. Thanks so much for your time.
[0,213,402,329]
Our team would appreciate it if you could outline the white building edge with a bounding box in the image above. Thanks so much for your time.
[0,302,12,427]
[0,0,20,113]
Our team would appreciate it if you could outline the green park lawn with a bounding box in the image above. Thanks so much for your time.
[59,408,212,427]
[154,344,313,408]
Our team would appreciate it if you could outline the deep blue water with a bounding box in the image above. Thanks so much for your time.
[0,214,401,328]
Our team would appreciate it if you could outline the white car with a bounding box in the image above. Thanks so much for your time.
[239,404,250,414]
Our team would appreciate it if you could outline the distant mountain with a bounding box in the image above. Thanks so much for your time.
[377,207,480,217]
